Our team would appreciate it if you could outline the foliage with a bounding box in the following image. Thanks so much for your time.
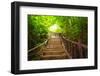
[28,15,88,49]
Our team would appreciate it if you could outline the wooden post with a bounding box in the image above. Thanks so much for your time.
[77,40,83,58]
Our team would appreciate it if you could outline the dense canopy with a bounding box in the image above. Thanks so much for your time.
[28,15,88,49]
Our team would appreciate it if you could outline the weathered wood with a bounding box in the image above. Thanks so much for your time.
[28,33,87,60]
[62,36,87,58]
[40,33,71,60]
[28,39,48,53]
[63,36,87,49]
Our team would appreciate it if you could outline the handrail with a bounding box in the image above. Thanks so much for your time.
[62,36,87,49]
[28,39,48,53]
[61,38,72,59]
[62,36,87,58]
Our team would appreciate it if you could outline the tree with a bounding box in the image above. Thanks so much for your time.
[28,15,88,49]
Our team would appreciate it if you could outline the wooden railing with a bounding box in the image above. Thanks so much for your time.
[28,39,48,60]
[62,36,88,58]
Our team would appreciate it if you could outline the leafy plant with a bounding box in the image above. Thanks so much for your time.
[28,15,88,49]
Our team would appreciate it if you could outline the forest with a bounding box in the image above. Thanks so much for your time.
[28,15,88,60]
[28,15,88,50]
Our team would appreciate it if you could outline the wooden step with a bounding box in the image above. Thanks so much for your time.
[48,39,61,44]
[48,41,61,44]
[41,53,67,60]
[42,48,65,52]
[46,45,63,49]
[42,50,65,55]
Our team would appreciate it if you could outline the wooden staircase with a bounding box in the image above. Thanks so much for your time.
[40,35,70,60]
